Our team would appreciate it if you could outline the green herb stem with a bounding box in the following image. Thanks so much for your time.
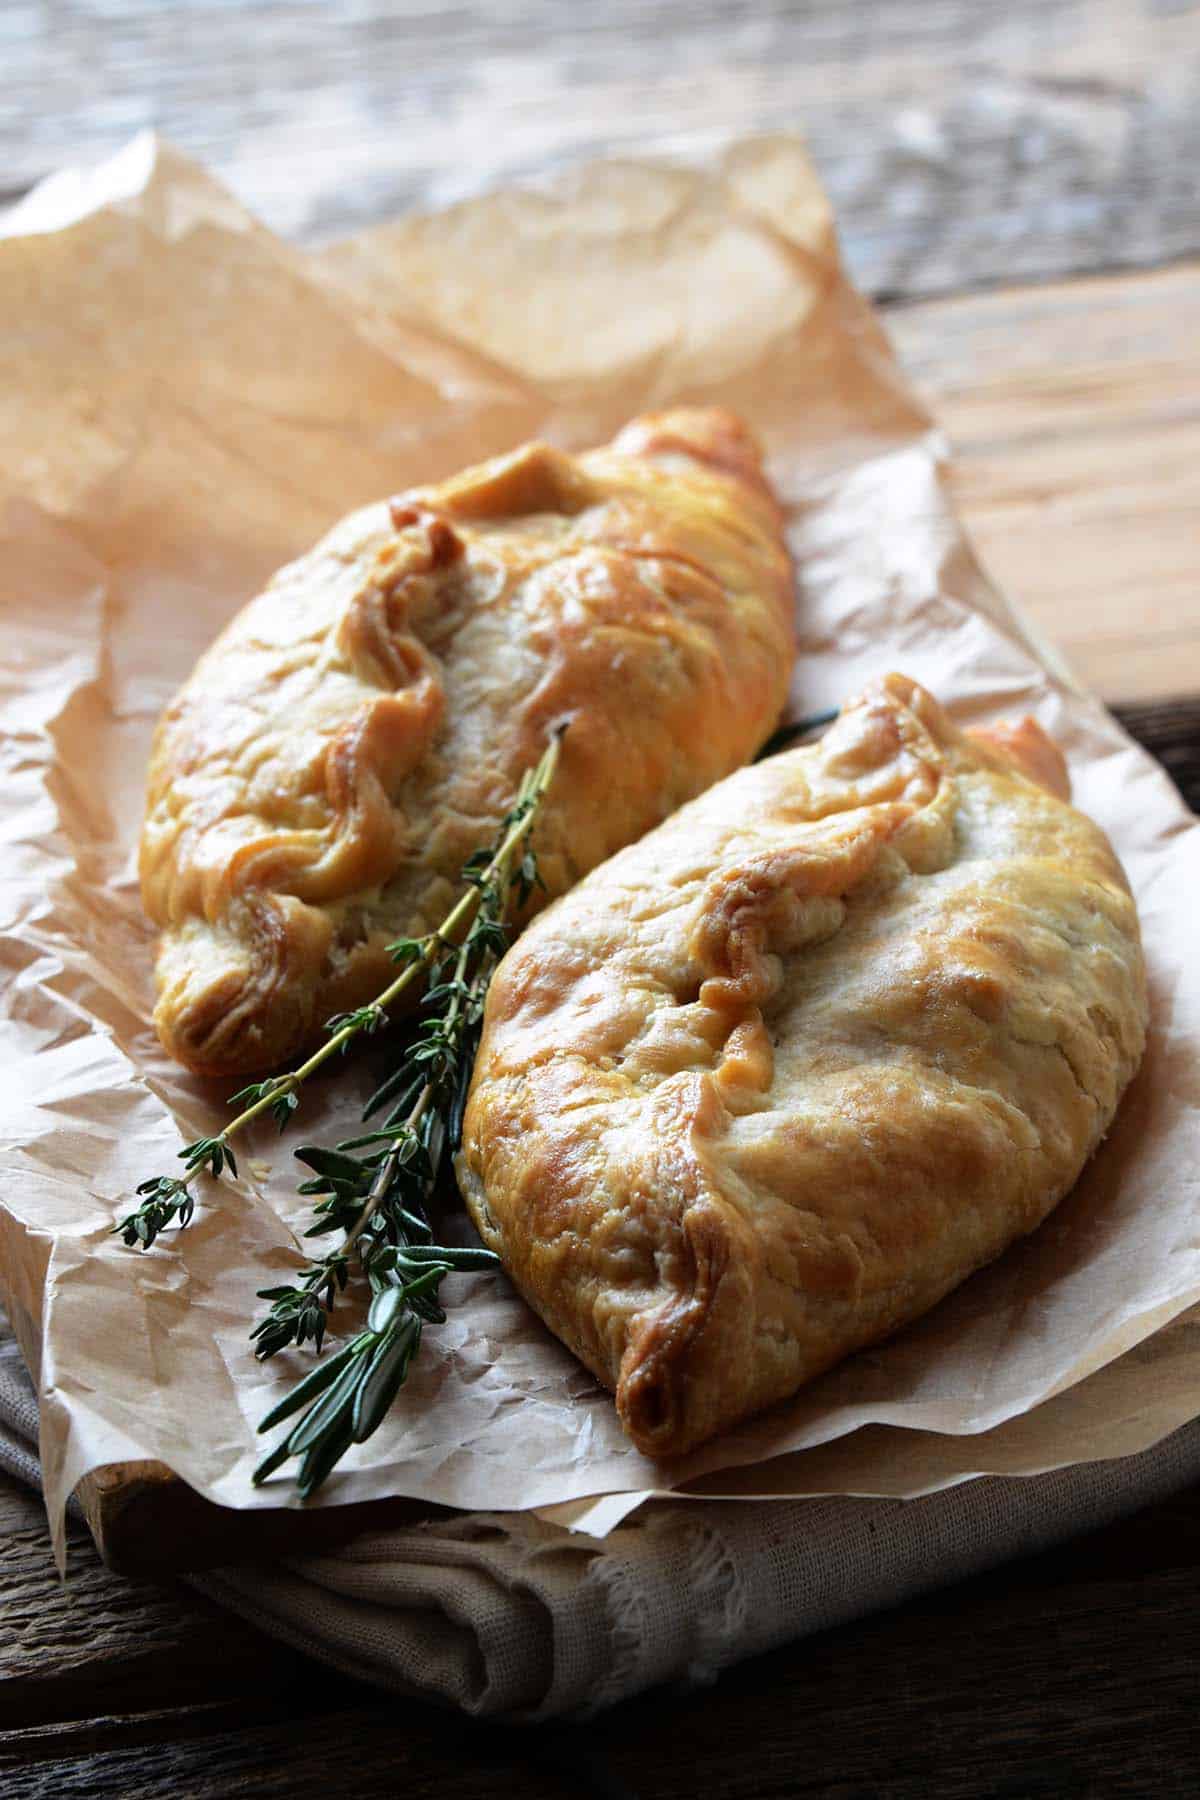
[247,732,563,1495]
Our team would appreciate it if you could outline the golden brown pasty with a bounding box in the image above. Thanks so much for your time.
[458,674,1148,1459]
[140,409,795,1075]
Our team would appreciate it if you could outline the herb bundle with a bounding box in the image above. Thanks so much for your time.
[118,727,563,1495]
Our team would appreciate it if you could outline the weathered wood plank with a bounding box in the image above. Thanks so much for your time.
[595,1556,1200,1799]
[1113,696,1200,810]
[4,1,1199,299]
[887,263,1200,703]
[5,1472,1200,1797]
[0,1708,577,1800]
[0,1471,307,1734]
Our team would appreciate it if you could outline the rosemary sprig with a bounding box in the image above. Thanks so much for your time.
[115,728,563,1250]
[250,742,560,1495]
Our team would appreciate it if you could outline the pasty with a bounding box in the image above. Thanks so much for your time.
[458,674,1147,1458]
[140,409,795,1075]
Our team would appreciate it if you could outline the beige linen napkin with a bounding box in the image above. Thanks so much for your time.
[3,1309,1199,1719]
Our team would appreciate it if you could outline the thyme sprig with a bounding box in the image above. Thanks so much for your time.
[115,728,563,1250]
[250,738,562,1495]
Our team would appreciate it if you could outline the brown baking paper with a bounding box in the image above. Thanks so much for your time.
[2,133,1199,1564]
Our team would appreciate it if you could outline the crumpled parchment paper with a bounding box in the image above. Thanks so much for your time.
[2,132,1197,1562]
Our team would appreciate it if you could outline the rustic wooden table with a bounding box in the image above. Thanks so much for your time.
[3,3,1200,1795]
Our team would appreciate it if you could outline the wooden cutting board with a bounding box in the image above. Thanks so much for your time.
[76,1465,440,1578]
[19,260,1200,1577]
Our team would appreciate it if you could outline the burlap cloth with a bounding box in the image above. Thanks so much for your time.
[3,1315,1197,1720]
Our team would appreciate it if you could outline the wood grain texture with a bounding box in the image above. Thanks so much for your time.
[0,1476,307,1735]
[1112,695,1200,806]
[5,1451,1200,1797]
[5,1,1200,300]
[889,263,1200,702]
[5,10,1197,700]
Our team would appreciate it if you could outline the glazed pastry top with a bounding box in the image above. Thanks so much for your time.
[140,408,795,1075]
[459,674,1148,1459]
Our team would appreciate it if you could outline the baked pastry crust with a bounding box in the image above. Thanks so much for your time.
[458,674,1148,1459]
[140,409,795,1075]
